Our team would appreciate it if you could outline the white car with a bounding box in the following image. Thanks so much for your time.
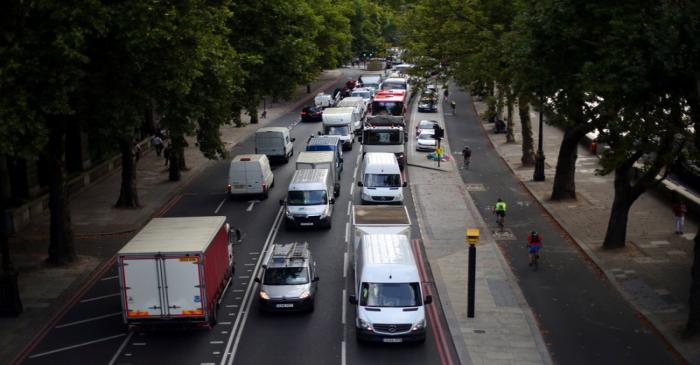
[416,130,437,151]
[351,88,373,106]
[416,120,438,139]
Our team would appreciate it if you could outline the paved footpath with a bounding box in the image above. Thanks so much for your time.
[0,69,343,364]
[472,95,700,363]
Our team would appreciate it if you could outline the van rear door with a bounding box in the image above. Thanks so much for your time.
[122,257,162,319]
[163,256,205,317]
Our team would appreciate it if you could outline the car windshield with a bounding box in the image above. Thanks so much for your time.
[287,190,327,205]
[418,133,435,140]
[263,267,309,285]
[364,173,401,187]
[381,82,406,90]
[325,126,349,136]
[360,282,422,307]
[363,130,402,145]
[352,91,370,99]
[418,121,437,129]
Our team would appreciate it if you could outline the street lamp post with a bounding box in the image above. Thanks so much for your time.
[533,93,546,181]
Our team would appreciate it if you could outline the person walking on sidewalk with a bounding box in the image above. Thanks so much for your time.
[450,100,456,115]
[163,143,171,166]
[152,134,164,156]
[443,88,449,103]
[673,199,688,234]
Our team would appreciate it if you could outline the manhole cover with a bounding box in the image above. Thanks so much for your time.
[492,229,516,240]
[465,183,486,191]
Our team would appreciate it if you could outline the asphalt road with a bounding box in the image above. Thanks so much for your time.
[444,85,679,364]
[20,70,457,365]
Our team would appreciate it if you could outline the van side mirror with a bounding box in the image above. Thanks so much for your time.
[339,157,344,163]
[279,199,285,206]
[313,276,320,282]
[349,295,358,305]
[291,137,296,142]
[329,198,335,205]
[402,181,407,187]
[254,277,261,283]
[357,181,363,187]
[317,131,322,135]
[424,295,433,304]
[357,136,362,143]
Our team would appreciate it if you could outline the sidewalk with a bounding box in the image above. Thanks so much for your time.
[408,93,553,364]
[0,69,343,364]
[472,97,700,363]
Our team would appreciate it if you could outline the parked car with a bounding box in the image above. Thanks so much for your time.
[301,106,323,122]
[416,130,437,151]
[416,120,438,138]
[417,98,437,113]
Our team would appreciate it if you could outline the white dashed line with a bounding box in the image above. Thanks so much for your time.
[214,198,226,214]
[29,334,128,359]
[80,293,120,303]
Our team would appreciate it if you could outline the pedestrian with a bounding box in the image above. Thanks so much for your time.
[261,110,267,119]
[443,88,449,102]
[152,134,164,156]
[163,144,171,166]
[450,100,456,115]
[673,199,687,234]
[133,143,141,162]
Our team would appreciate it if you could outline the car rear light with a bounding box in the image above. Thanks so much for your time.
[182,309,204,315]
[262,183,267,191]
[301,112,308,116]
[127,311,150,317]
[226,184,231,192]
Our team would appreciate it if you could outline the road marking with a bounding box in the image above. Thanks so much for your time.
[243,263,255,266]
[55,312,121,328]
[218,322,231,325]
[341,341,346,365]
[238,276,249,279]
[353,166,358,179]
[210,341,224,344]
[350,183,354,196]
[232,289,244,293]
[342,289,347,325]
[29,333,127,359]
[347,201,351,216]
[221,207,284,365]
[343,252,348,279]
[356,153,361,164]
[132,342,147,346]
[101,275,118,281]
[213,352,221,355]
[226,304,238,308]
[246,200,261,212]
[345,223,350,245]
[214,198,226,214]
[248,252,259,255]
[107,332,133,365]
[80,293,120,303]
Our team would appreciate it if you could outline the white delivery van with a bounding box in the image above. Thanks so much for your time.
[336,97,367,133]
[314,92,333,108]
[349,234,432,343]
[280,168,335,230]
[296,151,340,197]
[227,154,274,199]
[357,152,406,204]
[321,107,357,150]
[255,127,295,163]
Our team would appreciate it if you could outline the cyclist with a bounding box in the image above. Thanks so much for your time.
[527,231,542,266]
[462,146,472,168]
[493,198,507,229]
[450,100,456,115]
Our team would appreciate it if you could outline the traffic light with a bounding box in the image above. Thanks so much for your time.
[433,125,444,140]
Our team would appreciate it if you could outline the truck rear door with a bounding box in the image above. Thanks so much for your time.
[163,256,205,316]
[122,257,162,318]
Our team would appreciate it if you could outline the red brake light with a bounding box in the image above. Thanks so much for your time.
[301,112,308,116]
[240,157,250,161]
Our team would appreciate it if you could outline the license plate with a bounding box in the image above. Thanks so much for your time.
[299,222,313,226]
[276,303,294,308]
[233,184,245,189]
[383,338,402,343]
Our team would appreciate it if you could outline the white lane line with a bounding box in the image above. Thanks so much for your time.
[55,312,121,328]
[343,252,348,279]
[107,332,133,365]
[238,276,250,279]
[345,222,350,244]
[341,341,347,365]
[356,153,361,164]
[132,342,147,346]
[214,198,226,214]
[245,200,259,212]
[211,341,224,344]
[248,252,259,255]
[226,304,238,308]
[29,333,127,359]
[353,166,358,179]
[80,293,120,303]
[221,207,284,365]
[347,201,351,216]
[350,184,354,196]
[101,275,118,281]
[243,263,255,266]
[218,322,231,325]
[342,289,347,325]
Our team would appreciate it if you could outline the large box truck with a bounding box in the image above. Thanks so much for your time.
[117,216,234,328]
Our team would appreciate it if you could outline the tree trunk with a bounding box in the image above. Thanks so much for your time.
[0,160,23,315]
[550,127,586,200]
[506,90,515,143]
[519,96,535,166]
[115,139,139,208]
[168,150,180,181]
[46,120,76,265]
[249,107,259,125]
[495,87,504,120]
[602,165,636,249]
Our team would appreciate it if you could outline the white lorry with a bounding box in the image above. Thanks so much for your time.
[360,115,408,169]
[321,107,357,150]
[351,205,411,252]
[296,151,340,197]
[117,217,234,328]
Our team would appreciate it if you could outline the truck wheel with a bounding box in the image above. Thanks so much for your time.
[262,189,269,199]
[209,304,219,326]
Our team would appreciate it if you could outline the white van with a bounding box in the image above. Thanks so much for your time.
[255,127,295,163]
[349,234,432,343]
[296,151,340,197]
[336,97,367,132]
[357,152,406,204]
[227,154,274,199]
[322,107,357,150]
[280,169,335,230]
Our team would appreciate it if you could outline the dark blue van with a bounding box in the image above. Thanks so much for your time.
[306,135,343,175]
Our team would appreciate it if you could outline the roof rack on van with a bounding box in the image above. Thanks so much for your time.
[271,242,309,264]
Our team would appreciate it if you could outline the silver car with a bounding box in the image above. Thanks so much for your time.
[256,242,319,312]
[416,130,437,151]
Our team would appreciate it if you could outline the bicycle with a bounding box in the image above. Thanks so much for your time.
[462,147,471,169]
[494,212,505,232]
[464,155,470,169]
[527,231,542,271]
[529,250,540,271]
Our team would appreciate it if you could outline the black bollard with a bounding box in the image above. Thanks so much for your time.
[467,243,476,318]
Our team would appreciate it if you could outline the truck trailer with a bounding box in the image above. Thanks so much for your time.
[117,216,234,328]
